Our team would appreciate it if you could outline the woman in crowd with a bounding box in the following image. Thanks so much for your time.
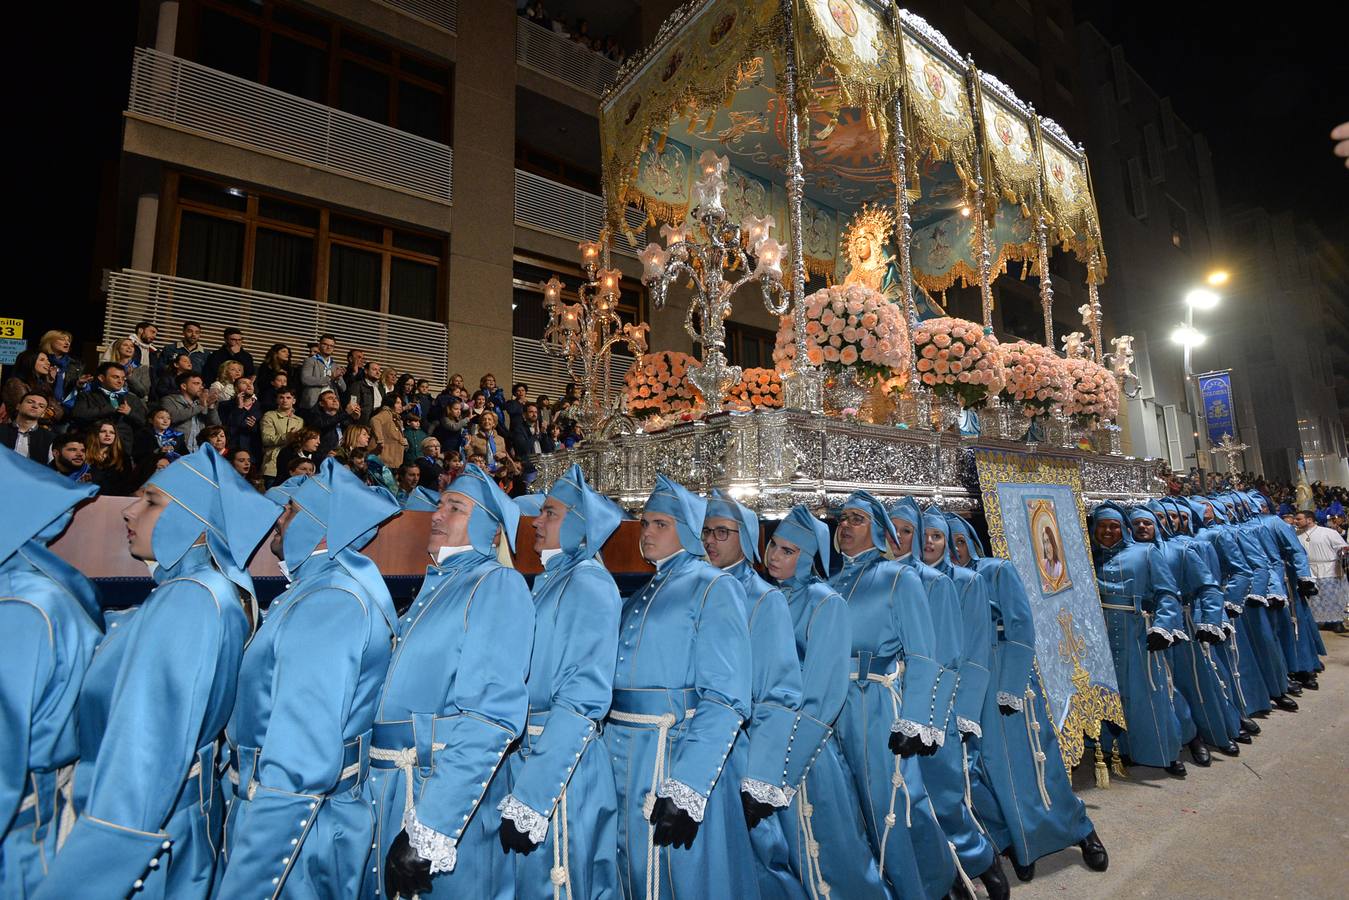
[2,349,62,425]
[38,330,85,409]
[153,349,195,400]
[200,424,229,456]
[274,427,319,478]
[85,422,136,495]
[227,447,264,491]
[468,410,518,478]
[210,361,244,402]
[371,395,408,469]
[257,343,295,388]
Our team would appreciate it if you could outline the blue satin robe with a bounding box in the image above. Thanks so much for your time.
[1256,513,1324,674]
[1,547,103,898]
[963,556,1093,866]
[218,550,395,898]
[1229,522,1290,699]
[503,552,620,900]
[1094,541,1185,768]
[36,545,249,900]
[1171,532,1245,738]
[912,558,996,880]
[775,573,887,900]
[603,550,755,900]
[725,561,807,900]
[829,549,952,900]
[1196,523,1268,716]
[364,551,534,899]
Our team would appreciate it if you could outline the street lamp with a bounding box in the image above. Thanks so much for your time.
[1205,270,1230,287]
[1178,283,1222,485]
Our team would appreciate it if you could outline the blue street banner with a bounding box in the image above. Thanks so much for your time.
[1197,370,1236,446]
[0,338,26,365]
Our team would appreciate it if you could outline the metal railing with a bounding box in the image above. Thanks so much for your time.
[515,169,645,250]
[127,48,453,205]
[515,17,619,97]
[512,336,632,404]
[104,270,449,387]
[373,0,457,33]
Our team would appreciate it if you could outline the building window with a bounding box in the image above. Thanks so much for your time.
[1160,98,1179,149]
[1111,45,1130,103]
[186,0,452,144]
[1166,196,1189,250]
[1124,157,1148,220]
[724,322,777,369]
[168,174,447,320]
[1143,122,1165,182]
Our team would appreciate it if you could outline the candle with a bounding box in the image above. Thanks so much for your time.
[741,214,776,252]
[753,237,783,280]
[639,242,670,281]
[577,240,602,265]
[542,275,563,305]
[658,223,688,248]
[696,149,729,178]
[693,172,725,212]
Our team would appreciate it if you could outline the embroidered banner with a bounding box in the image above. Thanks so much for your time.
[1197,370,1237,446]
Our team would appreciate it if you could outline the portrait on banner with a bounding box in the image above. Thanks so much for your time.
[1026,498,1071,595]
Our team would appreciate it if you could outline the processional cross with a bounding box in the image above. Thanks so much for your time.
[1208,434,1249,476]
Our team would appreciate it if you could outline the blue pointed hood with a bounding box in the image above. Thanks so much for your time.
[706,489,760,564]
[645,474,707,556]
[1089,501,1133,551]
[278,458,401,570]
[839,490,898,555]
[545,464,623,561]
[400,486,441,511]
[446,464,521,555]
[771,504,831,578]
[0,446,99,564]
[146,445,281,597]
[886,496,924,558]
[1144,500,1175,539]
[1127,505,1164,544]
[920,504,953,572]
[943,513,985,567]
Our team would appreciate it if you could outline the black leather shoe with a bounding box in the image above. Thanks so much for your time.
[1251,709,1271,719]
[1272,694,1299,712]
[1217,741,1240,756]
[1285,682,1303,697]
[1165,759,1188,777]
[1234,729,1253,744]
[1008,855,1035,883]
[1188,738,1212,767]
[978,855,1011,900]
[1079,830,1109,872]
[946,876,974,900]
[1240,716,1262,735]
[1302,676,1319,690]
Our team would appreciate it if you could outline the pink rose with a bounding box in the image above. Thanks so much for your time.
[840,346,859,365]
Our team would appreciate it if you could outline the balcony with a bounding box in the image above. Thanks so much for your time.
[514,169,645,252]
[104,269,450,387]
[516,17,619,97]
[373,0,458,34]
[127,48,453,206]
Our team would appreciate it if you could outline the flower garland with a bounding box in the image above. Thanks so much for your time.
[1061,356,1119,423]
[624,350,704,418]
[726,368,782,410]
[999,340,1069,416]
[773,283,911,382]
[912,316,1006,407]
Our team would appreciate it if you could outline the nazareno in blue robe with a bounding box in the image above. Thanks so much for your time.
[364,465,535,899]
[501,466,623,900]
[36,446,281,900]
[1247,492,1325,675]
[771,504,887,900]
[0,448,103,899]
[1218,496,1290,700]
[603,475,755,900]
[1090,503,1185,769]
[217,461,400,899]
[829,491,953,900]
[945,516,1095,868]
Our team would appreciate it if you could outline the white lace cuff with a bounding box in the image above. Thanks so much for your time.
[1224,601,1243,615]
[741,778,789,809]
[781,784,797,804]
[1196,623,1226,640]
[498,794,548,844]
[656,779,707,823]
[956,717,982,739]
[1147,625,1172,640]
[1171,629,1191,642]
[891,718,944,747]
[1223,621,1237,637]
[1246,594,1269,606]
[996,692,1024,711]
[404,808,457,875]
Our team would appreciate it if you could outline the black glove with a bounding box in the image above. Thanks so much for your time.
[741,790,776,830]
[499,817,540,855]
[1298,579,1318,598]
[888,730,918,756]
[960,729,974,743]
[1145,631,1172,652]
[998,701,1019,717]
[650,796,699,849]
[1195,628,1223,646]
[1267,595,1287,609]
[384,830,433,900]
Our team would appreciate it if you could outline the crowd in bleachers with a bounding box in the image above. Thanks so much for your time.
[519,1,628,63]
[0,322,585,501]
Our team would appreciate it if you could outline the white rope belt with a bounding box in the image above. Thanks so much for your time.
[369,744,446,828]
[524,719,571,899]
[226,761,361,798]
[847,669,910,879]
[795,779,830,899]
[605,708,693,900]
[1022,687,1052,809]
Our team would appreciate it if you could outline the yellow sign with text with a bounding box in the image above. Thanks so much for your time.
[0,318,21,339]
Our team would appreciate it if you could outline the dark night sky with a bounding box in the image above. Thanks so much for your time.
[1075,2,1349,249]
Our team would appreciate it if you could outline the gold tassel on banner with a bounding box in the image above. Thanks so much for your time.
[1111,747,1128,779]
[1020,260,1028,280]
[1094,744,1110,789]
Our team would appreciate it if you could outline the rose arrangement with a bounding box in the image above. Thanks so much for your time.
[999,340,1069,416]
[624,350,705,418]
[726,368,782,411]
[1061,356,1119,422]
[912,316,1006,407]
[772,283,911,382]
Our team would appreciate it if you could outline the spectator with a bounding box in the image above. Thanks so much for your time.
[504,382,529,429]
[412,379,434,420]
[433,373,466,417]
[430,396,467,456]
[257,344,296,398]
[467,410,518,477]
[70,361,148,450]
[466,390,489,421]
[210,360,245,402]
[340,349,367,393]
[227,447,264,491]
[50,434,92,482]
[339,423,374,461]
[300,334,344,408]
[102,337,153,398]
[205,327,256,379]
[305,387,359,457]
[132,406,187,463]
[509,401,555,462]
[411,435,445,489]
[199,424,229,456]
[260,387,303,481]
[159,320,208,375]
[402,410,428,464]
[129,321,159,368]
[0,391,54,462]
[378,365,400,402]
[38,329,87,409]
[480,373,506,418]
[347,361,385,425]
[394,462,421,502]
[370,395,407,469]
[275,428,319,479]
[286,455,317,478]
[219,375,262,460]
[258,368,289,412]
[536,394,553,429]
[2,349,62,426]
[85,422,135,494]
[160,370,219,451]
[152,349,195,400]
